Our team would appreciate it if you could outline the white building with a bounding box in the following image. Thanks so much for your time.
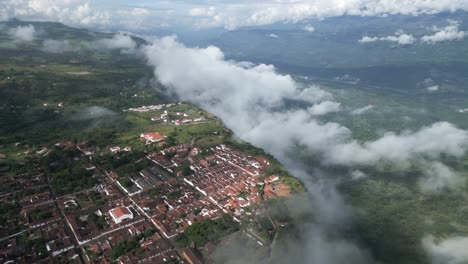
[109,207,133,224]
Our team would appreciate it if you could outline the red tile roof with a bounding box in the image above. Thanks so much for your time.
[142,132,166,141]
[112,207,131,218]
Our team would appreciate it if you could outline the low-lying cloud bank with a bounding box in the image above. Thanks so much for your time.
[41,39,75,53]
[326,122,468,166]
[359,31,416,45]
[142,36,468,262]
[309,101,341,116]
[94,33,137,50]
[69,106,118,128]
[421,20,466,44]
[8,24,37,42]
[419,162,464,192]
[40,33,137,53]
[423,235,468,264]
[143,36,375,263]
[143,36,468,169]
[5,24,137,53]
[360,20,466,45]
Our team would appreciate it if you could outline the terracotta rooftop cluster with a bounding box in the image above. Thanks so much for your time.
[147,144,191,173]
[134,178,223,238]
[184,145,267,220]
[142,144,273,236]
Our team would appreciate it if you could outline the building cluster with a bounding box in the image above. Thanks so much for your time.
[170,116,206,126]
[0,171,81,263]
[137,144,282,238]
[1,130,289,264]
[59,188,140,243]
[55,180,185,263]
[140,132,167,145]
[126,103,209,127]
[109,146,132,154]
[185,145,267,220]
[147,144,193,173]
[125,103,181,113]
[151,110,206,126]
[0,164,192,263]
[76,141,96,156]
[133,178,223,238]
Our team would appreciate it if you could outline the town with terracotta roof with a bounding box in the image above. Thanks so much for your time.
[0,102,302,264]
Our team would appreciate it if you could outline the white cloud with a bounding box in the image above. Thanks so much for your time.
[42,34,136,53]
[309,101,341,116]
[203,1,468,29]
[421,20,466,44]
[3,0,468,30]
[385,33,416,45]
[351,170,368,180]
[141,34,468,264]
[121,7,150,17]
[423,78,436,86]
[13,0,109,26]
[8,24,36,42]
[420,78,440,91]
[303,24,315,32]
[368,20,468,45]
[423,235,468,264]
[0,0,157,32]
[114,7,156,31]
[143,36,298,116]
[334,74,360,85]
[427,85,440,92]
[189,6,217,17]
[142,37,468,169]
[418,162,464,191]
[41,39,74,53]
[327,122,468,166]
[267,33,279,38]
[94,33,137,50]
[71,106,116,121]
[297,86,333,104]
[351,105,374,115]
[359,31,416,45]
[358,36,379,43]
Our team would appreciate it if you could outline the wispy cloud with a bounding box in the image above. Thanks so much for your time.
[351,105,374,115]
[427,85,440,92]
[8,24,37,42]
[419,162,464,192]
[423,235,468,264]
[360,20,466,46]
[309,101,341,116]
[303,24,315,32]
[93,33,137,50]
[143,38,376,262]
[40,33,138,53]
[41,39,75,53]
[359,30,416,45]
[421,20,466,44]
[142,36,468,192]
